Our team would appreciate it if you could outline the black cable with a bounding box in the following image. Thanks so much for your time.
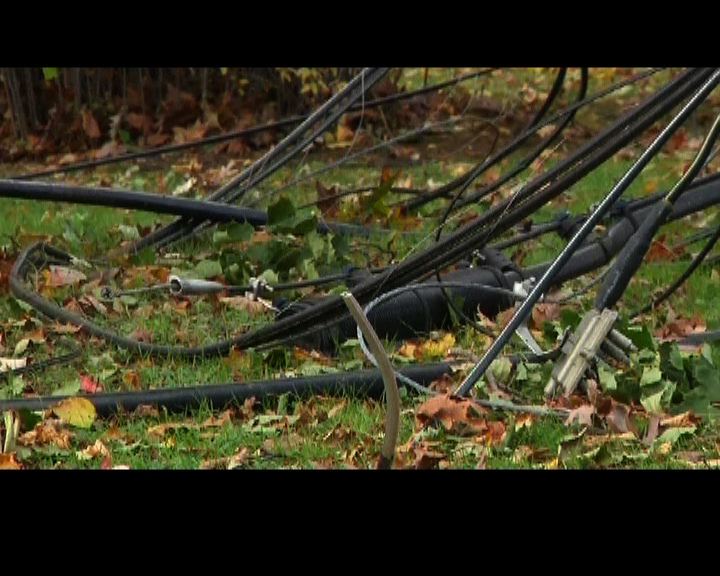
[209,68,710,354]
[10,172,720,363]
[0,363,454,417]
[431,69,582,337]
[0,179,382,238]
[455,69,720,397]
[14,69,496,182]
[595,106,720,311]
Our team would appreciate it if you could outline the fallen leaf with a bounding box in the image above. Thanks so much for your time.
[222,447,249,469]
[52,397,97,429]
[148,422,197,437]
[412,443,446,469]
[327,401,347,420]
[201,409,234,428]
[397,342,419,359]
[44,265,87,287]
[76,439,110,461]
[661,411,700,428]
[415,393,489,436]
[0,453,22,470]
[657,316,707,342]
[218,295,267,315]
[50,323,82,335]
[80,375,102,394]
[531,302,560,329]
[18,419,73,449]
[606,402,635,434]
[565,404,595,427]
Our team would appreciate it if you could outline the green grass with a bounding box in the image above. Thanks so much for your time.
[2,68,720,469]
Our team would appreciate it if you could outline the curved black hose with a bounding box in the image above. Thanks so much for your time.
[9,172,720,362]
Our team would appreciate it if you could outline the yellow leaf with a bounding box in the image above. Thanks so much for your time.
[420,333,456,359]
[52,397,97,429]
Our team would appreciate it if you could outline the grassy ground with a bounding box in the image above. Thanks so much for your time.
[2,68,720,469]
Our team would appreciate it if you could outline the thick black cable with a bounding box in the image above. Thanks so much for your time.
[595,108,720,310]
[12,172,720,363]
[203,68,709,354]
[5,70,711,361]
[0,179,381,238]
[455,70,720,397]
[0,363,453,416]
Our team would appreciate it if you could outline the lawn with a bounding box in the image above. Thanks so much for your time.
[2,67,720,469]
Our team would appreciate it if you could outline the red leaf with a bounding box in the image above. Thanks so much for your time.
[80,374,102,394]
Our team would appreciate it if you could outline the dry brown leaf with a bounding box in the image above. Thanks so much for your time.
[412,443,446,470]
[18,419,73,449]
[583,431,637,448]
[415,393,488,436]
[50,323,82,335]
[397,342,419,359]
[218,295,267,315]
[327,401,347,420]
[76,439,110,461]
[606,402,635,435]
[200,447,251,470]
[657,316,707,342]
[565,404,596,427]
[531,302,560,329]
[0,453,22,470]
[44,265,87,287]
[148,422,198,437]
[201,410,234,428]
[660,411,701,428]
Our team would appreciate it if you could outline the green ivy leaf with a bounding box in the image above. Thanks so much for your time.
[598,364,617,392]
[640,365,662,387]
[267,197,296,227]
[655,426,696,446]
[193,260,223,279]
